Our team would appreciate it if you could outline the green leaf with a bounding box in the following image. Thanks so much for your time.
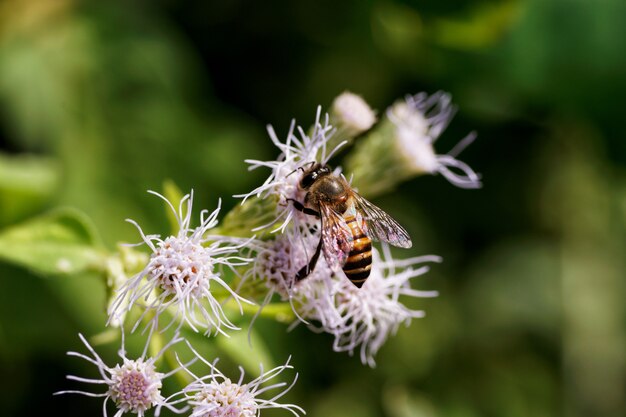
[0,207,107,276]
[0,153,60,226]
[383,385,438,417]
[215,326,275,378]
[430,0,523,50]
[372,3,424,57]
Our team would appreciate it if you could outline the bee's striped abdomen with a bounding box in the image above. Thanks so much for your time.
[343,214,372,288]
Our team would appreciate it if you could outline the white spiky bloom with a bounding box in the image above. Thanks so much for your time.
[108,190,253,338]
[246,229,319,299]
[298,245,441,367]
[235,107,344,234]
[55,333,188,417]
[389,91,481,189]
[246,227,343,328]
[250,231,440,366]
[160,343,304,417]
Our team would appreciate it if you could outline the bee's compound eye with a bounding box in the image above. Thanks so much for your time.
[300,172,316,189]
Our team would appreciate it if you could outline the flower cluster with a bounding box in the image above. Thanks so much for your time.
[162,343,303,417]
[57,90,480,415]
[57,333,301,417]
[59,190,304,416]
[238,90,479,366]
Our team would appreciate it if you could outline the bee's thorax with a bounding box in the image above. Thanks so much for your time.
[304,175,351,213]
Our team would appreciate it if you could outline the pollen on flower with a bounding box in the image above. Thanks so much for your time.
[148,236,210,298]
[108,359,163,414]
[193,379,257,417]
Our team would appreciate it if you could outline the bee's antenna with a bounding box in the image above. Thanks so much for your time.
[286,167,303,178]
[287,161,316,178]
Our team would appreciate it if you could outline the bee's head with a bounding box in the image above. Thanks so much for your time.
[299,163,331,189]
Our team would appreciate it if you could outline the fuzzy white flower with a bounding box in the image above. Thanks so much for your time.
[235,107,344,234]
[389,91,481,189]
[296,245,440,367]
[249,229,439,367]
[161,343,304,417]
[55,333,188,417]
[246,227,343,328]
[108,190,253,338]
[247,229,317,298]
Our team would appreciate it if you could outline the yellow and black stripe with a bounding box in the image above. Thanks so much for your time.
[343,215,372,288]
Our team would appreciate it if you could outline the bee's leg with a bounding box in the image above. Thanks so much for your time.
[286,198,319,217]
[296,233,323,282]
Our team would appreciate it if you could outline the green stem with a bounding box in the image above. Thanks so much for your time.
[222,298,295,323]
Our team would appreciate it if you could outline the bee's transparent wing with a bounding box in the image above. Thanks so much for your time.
[353,193,413,248]
[319,203,353,270]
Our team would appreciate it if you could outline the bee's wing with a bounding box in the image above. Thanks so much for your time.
[319,203,353,270]
[353,193,413,248]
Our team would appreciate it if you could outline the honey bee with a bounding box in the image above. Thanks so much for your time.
[289,163,412,288]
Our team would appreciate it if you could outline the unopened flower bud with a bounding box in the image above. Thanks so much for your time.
[328,91,377,150]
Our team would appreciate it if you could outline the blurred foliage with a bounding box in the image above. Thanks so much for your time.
[0,153,59,225]
[0,207,106,276]
[0,1,625,417]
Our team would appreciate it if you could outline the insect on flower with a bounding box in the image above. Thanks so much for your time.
[289,162,412,288]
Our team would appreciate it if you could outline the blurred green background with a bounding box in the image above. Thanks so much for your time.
[0,1,625,416]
